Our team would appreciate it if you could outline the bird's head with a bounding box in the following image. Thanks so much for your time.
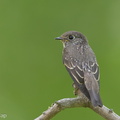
[55,31,87,47]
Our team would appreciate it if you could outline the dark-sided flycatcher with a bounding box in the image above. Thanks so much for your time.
[55,31,103,107]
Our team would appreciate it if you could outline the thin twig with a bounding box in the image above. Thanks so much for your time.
[34,97,120,120]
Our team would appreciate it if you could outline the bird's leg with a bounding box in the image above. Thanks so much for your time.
[72,83,79,95]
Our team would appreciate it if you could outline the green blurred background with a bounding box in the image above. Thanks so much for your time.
[0,0,120,120]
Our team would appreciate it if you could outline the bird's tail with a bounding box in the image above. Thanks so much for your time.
[89,90,103,107]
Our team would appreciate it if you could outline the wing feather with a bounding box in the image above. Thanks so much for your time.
[63,57,90,99]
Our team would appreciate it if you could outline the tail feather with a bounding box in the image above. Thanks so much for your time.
[89,90,103,107]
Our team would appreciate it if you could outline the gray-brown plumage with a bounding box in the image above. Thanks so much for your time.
[55,31,103,107]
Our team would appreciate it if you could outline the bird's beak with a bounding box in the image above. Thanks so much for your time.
[55,37,63,40]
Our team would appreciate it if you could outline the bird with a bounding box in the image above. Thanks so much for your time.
[55,31,103,107]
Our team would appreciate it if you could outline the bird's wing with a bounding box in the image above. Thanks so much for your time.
[63,57,99,86]
[63,57,89,98]
[83,61,100,94]
[64,57,84,84]
[82,61,102,106]
[63,57,101,105]
[88,61,100,82]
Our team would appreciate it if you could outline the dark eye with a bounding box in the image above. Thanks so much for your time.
[69,35,75,40]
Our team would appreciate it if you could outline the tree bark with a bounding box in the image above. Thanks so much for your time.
[34,97,120,120]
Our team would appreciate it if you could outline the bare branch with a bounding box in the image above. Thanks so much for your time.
[34,97,120,120]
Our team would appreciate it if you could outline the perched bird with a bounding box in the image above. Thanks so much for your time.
[55,31,103,107]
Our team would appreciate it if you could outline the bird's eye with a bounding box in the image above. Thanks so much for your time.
[69,35,75,40]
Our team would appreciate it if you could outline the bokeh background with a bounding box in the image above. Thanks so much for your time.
[0,0,120,120]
